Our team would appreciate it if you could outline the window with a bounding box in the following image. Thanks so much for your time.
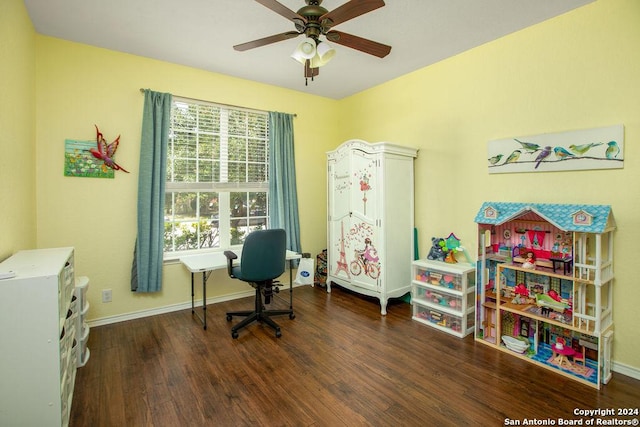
[164,98,269,256]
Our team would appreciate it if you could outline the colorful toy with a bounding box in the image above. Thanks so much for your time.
[444,250,457,263]
[548,289,561,302]
[426,237,447,261]
[444,233,474,265]
[511,283,530,304]
[441,274,457,290]
[536,293,569,312]
[531,283,545,295]
[514,283,528,296]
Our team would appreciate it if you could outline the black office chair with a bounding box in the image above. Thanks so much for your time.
[223,229,295,338]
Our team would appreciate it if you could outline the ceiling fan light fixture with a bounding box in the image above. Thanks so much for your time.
[308,54,324,68]
[313,41,335,66]
[290,49,306,64]
[295,37,317,59]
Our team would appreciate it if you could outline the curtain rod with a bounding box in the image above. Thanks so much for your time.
[139,88,296,117]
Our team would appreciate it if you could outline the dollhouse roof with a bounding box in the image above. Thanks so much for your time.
[474,202,615,233]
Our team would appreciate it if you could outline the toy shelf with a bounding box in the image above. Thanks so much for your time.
[411,259,475,338]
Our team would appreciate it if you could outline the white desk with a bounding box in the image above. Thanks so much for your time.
[180,250,301,329]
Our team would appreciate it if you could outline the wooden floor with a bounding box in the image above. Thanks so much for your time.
[71,285,640,427]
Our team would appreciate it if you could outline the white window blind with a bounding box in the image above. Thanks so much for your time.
[164,97,269,257]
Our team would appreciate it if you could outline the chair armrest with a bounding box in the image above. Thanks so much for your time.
[223,250,238,278]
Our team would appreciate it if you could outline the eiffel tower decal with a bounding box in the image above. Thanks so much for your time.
[334,220,350,278]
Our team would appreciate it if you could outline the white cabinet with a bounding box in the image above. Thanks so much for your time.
[327,139,417,314]
[411,260,476,337]
[0,247,78,426]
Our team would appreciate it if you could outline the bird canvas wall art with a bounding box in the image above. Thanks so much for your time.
[487,124,624,174]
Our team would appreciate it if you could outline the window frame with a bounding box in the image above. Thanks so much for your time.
[163,97,270,261]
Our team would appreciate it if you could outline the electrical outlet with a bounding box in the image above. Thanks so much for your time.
[102,289,112,303]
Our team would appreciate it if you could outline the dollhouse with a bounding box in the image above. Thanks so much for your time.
[474,202,615,388]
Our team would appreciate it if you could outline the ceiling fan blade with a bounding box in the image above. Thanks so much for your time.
[320,0,385,28]
[255,0,306,23]
[234,31,301,51]
[326,31,391,58]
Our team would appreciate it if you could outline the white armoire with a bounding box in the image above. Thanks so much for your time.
[327,140,418,314]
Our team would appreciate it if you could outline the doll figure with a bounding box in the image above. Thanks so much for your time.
[522,251,536,269]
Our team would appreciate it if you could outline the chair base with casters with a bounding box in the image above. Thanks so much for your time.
[226,281,295,339]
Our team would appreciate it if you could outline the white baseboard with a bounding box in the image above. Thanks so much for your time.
[87,283,311,328]
[611,360,640,381]
[87,289,255,327]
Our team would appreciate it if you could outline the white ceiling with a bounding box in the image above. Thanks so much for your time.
[24,0,594,100]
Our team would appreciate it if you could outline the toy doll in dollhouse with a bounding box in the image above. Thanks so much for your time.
[522,251,536,269]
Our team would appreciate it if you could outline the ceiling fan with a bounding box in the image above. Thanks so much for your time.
[234,0,391,84]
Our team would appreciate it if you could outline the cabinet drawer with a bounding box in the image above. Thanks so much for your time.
[413,286,465,312]
[413,306,474,336]
[63,260,75,304]
[414,267,464,291]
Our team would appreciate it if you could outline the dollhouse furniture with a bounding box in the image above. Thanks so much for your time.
[572,345,587,365]
[411,259,476,337]
[326,140,418,314]
[549,255,573,274]
[474,202,615,389]
[0,247,79,426]
[552,338,575,368]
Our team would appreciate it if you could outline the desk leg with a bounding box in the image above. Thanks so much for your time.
[202,271,207,330]
[190,271,208,330]
[191,273,195,314]
[288,260,294,310]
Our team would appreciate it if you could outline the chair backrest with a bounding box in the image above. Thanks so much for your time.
[239,229,286,282]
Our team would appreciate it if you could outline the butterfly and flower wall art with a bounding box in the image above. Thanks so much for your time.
[64,125,130,178]
[487,124,624,174]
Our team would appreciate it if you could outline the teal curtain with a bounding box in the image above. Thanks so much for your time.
[268,112,301,253]
[131,90,172,292]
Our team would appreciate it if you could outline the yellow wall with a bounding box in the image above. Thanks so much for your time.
[3,0,638,371]
[340,0,640,369]
[0,0,37,259]
[34,38,338,320]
